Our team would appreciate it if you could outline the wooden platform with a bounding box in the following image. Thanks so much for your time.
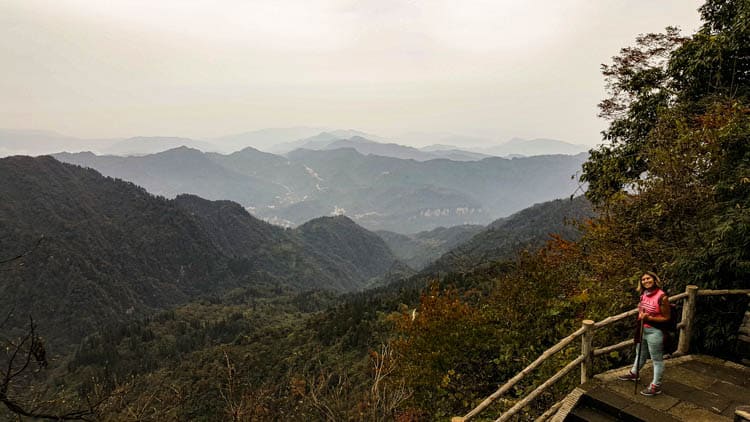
[551,355,750,422]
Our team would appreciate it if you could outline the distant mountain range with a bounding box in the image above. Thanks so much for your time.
[268,129,390,153]
[55,146,588,233]
[0,156,397,347]
[476,137,590,156]
[210,127,330,153]
[1,128,591,158]
[105,136,217,155]
[286,133,494,161]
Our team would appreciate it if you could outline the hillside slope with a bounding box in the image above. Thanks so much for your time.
[377,225,484,269]
[425,195,594,274]
[0,157,397,346]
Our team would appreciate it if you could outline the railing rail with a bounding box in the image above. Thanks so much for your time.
[453,285,750,422]
[461,326,586,419]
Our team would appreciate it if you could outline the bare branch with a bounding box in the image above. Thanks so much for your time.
[0,236,45,265]
[1,316,99,421]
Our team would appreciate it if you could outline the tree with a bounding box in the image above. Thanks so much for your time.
[1,241,108,421]
[579,0,750,352]
[583,0,750,203]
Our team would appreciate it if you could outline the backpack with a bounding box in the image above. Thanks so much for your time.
[649,293,681,354]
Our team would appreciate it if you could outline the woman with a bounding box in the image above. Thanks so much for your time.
[617,271,671,396]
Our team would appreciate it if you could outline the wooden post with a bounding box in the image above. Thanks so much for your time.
[676,285,699,356]
[580,320,595,384]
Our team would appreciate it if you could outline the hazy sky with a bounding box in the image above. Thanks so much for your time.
[1,0,703,146]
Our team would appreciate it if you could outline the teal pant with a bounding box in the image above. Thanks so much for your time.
[631,326,664,386]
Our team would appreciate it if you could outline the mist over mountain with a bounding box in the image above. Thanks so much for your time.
[210,127,329,153]
[377,225,485,270]
[104,136,217,155]
[285,133,494,162]
[0,129,113,156]
[55,146,587,233]
[478,137,591,156]
[279,148,587,232]
[397,132,493,149]
[325,137,494,161]
[269,129,390,154]
[396,132,591,157]
[0,156,397,347]
[1,127,591,161]
[56,147,287,207]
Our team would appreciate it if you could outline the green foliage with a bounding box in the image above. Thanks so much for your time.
[0,157,398,348]
[391,239,603,419]
[580,0,750,354]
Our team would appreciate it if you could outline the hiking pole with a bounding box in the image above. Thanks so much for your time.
[634,316,645,395]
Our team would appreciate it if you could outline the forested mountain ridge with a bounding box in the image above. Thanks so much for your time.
[378,196,592,274]
[0,156,397,347]
[173,196,398,291]
[296,215,398,284]
[0,156,228,346]
[425,195,594,274]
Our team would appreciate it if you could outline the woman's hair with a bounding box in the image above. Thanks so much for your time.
[636,271,662,293]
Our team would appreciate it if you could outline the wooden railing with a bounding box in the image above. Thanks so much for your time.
[452,285,750,422]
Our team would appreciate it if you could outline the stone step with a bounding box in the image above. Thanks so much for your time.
[567,404,620,422]
[566,385,682,422]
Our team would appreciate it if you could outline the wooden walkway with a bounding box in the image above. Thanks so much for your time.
[553,355,750,421]
[454,288,750,421]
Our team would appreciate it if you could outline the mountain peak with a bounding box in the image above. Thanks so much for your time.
[157,145,203,154]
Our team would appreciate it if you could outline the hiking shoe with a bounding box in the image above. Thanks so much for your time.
[617,371,638,381]
[640,384,662,396]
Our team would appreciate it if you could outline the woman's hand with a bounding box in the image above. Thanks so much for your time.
[638,311,648,321]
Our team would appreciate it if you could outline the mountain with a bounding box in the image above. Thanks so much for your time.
[55,147,588,233]
[0,156,231,347]
[427,149,493,161]
[479,138,590,156]
[377,224,484,270]
[404,134,591,157]
[288,134,493,162]
[296,215,398,284]
[271,129,389,154]
[55,147,286,208]
[0,156,397,347]
[293,132,347,150]
[210,127,329,153]
[323,137,434,161]
[278,148,588,232]
[397,132,493,149]
[425,195,594,274]
[420,144,461,152]
[173,195,398,292]
[205,147,319,208]
[103,136,216,155]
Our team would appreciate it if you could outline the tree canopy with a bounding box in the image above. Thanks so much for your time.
[581,0,749,288]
